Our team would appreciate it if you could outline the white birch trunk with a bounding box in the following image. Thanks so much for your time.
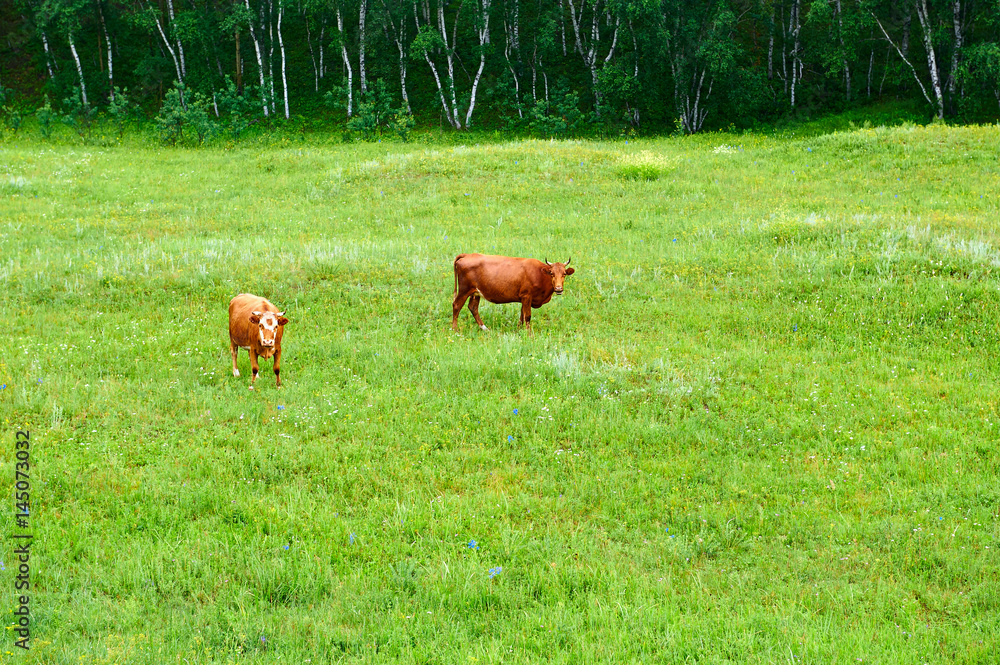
[40,30,56,78]
[277,0,288,118]
[67,30,88,107]
[465,0,491,127]
[359,0,368,94]
[305,18,319,92]
[790,0,800,109]
[244,0,269,116]
[148,1,185,89]
[336,5,354,117]
[165,0,186,78]
[438,0,462,129]
[381,0,411,112]
[99,5,114,99]
[267,0,276,116]
[872,12,936,112]
[915,0,945,118]
[834,0,850,101]
[947,0,963,96]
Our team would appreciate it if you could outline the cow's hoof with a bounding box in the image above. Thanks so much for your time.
[248,385,255,390]
[233,369,240,377]
[480,325,489,331]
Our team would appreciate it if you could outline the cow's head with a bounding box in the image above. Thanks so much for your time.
[544,258,576,295]
[248,311,288,348]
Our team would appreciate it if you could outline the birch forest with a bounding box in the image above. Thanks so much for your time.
[1,0,998,134]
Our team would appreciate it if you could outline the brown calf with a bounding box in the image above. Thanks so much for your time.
[228,293,289,389]
[452,253,575,335]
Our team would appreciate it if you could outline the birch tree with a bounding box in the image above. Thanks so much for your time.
[662,1,739,133]
[379,0,412,112]
[565,0,621,113]
[39,0,92,107]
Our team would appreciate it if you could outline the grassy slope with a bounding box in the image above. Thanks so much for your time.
[1,124,999,663]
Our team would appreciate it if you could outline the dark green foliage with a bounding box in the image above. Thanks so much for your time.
[154,83,219,145]
[0,0,997,136]
[35,96,55,138]
[184,91,216,145]
[106,87,136,139]
[1,84,21,133]
[347,80,397,140]
[61,86,96,138]
[391,109,416,142]
[342,80,416,142]
[155,84,187,145]
[216,77,256,139]
[529,85,586,137]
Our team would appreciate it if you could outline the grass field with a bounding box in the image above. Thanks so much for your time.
[2,122,1000,663]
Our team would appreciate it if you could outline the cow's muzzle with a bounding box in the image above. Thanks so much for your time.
[555,288,564,295]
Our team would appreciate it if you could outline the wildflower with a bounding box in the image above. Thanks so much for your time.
[513,408,518,415]
[507,435,513,442]
[349,533,356,545]
[277,405,285,410]
[283,544,289,550]
[0,385,5,389]
[468,539,478,549]
[488,566,503,579]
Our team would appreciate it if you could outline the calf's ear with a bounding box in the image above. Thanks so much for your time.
[249,312,262,324]
[277,316,289,326]
[565,267,575,275]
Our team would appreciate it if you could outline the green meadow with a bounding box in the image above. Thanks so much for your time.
[1,124,999,663]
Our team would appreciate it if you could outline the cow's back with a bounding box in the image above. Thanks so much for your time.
[229,294,279,347]
[456,254,544,304]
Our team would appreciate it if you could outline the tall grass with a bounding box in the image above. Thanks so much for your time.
[1,124,999,663]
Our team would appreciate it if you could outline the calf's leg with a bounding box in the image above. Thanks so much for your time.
[520,298,534,336]
[231,341,241,377]
[249,349,260,389]
[452,287,475,331]
[273,348,282,388]
[468,295,488,331]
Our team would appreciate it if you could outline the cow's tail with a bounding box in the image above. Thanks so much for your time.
[453,254,466,296]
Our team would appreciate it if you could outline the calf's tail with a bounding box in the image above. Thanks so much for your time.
[453,254,466,296]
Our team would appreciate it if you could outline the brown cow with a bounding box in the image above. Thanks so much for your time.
[452,254,575,334]
[229,293,289,389]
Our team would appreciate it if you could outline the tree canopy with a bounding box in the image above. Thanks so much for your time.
[1,0,997,135]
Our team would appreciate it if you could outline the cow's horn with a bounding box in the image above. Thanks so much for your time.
[565,257,571,266]
[545,258,551,266]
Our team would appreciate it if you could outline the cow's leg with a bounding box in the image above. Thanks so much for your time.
[520,298,534,336]
[273,348,282,388]
[249,349,260,389]
[452,287,475,331]
[231,341,241,377]
[468,294,488,331]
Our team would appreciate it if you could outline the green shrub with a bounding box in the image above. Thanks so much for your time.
[616,150,678,180]
[106,87,136,139]
[35,96,55,138]
[61,87,97,138]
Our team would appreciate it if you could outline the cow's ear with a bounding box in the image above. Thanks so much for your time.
[543,267,553,275]
[565,267,575,275]
[249,312,262,324]
[277,316,289,326]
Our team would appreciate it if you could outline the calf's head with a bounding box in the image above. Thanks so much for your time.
[249,311,289,348]
[544,258,576,295]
